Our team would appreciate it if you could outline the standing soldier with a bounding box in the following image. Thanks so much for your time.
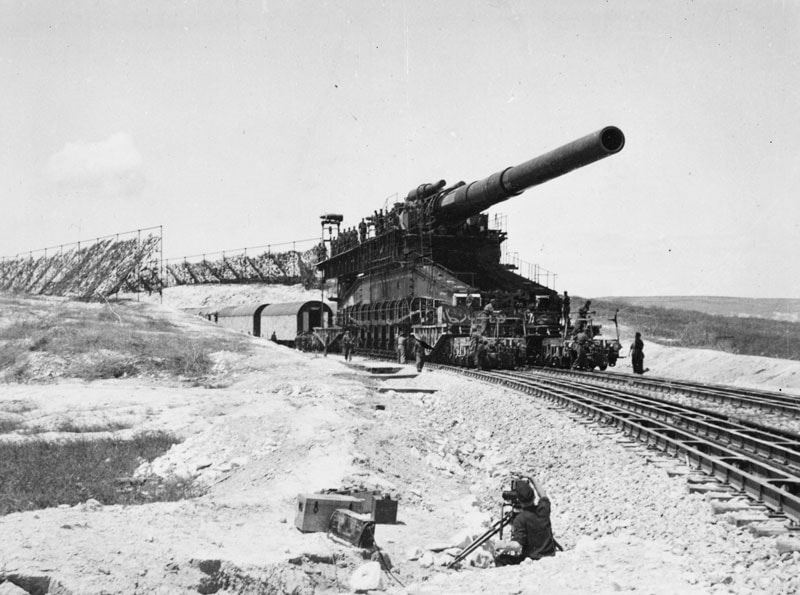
[482,298,500,334]
[572,331,589,370]
[575,299,592,335]
[397,332,407,364]
[468,325,482,365]
[375,209,385,235]
[630,332,645,374]
[412,334,432,372]
[358,219,367,243]
[341,330,354,361]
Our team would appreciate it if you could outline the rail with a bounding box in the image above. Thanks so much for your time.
[534,367,800,417]
[430,365,800,524]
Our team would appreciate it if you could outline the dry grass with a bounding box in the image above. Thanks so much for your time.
[0,431,200,515]
[592,297,800,360]
[0,293,252,382]
[0,294,230,514]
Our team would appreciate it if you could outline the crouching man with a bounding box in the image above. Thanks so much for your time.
[494,474,561,566]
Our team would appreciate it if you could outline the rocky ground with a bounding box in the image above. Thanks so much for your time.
[1,286,800,594]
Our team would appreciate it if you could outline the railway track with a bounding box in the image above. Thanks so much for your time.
[520,368,800,434]
[429,364,800,525]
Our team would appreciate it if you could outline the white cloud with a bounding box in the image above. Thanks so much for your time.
[46,133,146,198]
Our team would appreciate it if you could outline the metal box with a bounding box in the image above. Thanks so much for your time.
[351,490,398,524]
[294,494,364,533]
[328,509,376,548]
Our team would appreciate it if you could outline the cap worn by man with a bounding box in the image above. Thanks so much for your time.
[515,481,536,507]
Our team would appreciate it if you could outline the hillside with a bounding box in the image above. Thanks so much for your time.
[603,296,800,323]
[587,296,800,361]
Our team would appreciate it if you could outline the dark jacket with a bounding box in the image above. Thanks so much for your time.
[510,497,557,560]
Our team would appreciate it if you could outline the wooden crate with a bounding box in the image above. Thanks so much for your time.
[294,494,364,533]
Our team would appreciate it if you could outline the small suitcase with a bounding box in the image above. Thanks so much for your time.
[294,494,364,533]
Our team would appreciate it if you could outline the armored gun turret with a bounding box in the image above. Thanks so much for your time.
[318,126,625,369]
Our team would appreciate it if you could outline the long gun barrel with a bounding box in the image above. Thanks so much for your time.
[431,126,625,224]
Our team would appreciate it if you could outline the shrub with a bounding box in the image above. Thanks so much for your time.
[0,431,201,515]
[0,295,252,382]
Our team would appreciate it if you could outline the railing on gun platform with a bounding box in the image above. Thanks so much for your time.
[501,251,557,291]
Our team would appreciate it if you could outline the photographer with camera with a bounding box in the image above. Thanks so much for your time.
[494,474,561,567]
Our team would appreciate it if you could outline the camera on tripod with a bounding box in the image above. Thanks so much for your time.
[501,481,522,506]
[446,473,534,569]
[501,475,533,508]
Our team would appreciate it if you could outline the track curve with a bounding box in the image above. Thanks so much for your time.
[431,364,800,524]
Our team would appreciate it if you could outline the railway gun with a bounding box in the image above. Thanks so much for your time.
[317,126,626,369]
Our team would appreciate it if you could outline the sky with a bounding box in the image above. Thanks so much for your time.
[1,0,798,298]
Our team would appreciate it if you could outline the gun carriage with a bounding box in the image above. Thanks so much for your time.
[317,126,625,370]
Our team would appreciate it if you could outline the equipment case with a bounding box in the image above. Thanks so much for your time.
[294,493,364,533]
[328,509,376,548]
[351,490,398,524]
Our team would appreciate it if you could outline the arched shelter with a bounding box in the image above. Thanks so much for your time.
[259,301,334,342]
[216,303,271,336]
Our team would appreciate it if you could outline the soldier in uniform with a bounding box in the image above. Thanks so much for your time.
[482,299,500,334]
[572,331,589,370]
[412,334,431,372]
[630,332,645,374]
[397,332,407,364]
[574,300,592,335]
[341,330,354,361]
[468,325,482,365]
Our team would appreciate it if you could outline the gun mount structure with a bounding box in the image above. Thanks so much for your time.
[317,126,625,369]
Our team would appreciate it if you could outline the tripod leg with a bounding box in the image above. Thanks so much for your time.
[447,513,512,569]
[448,524,501,568]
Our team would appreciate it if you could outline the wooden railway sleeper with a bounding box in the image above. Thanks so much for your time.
[432,364,800,523]
[519,374,800,474]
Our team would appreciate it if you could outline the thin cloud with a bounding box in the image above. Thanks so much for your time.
[46,133,146,199]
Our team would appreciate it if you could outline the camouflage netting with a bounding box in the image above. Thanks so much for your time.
[0,235,162,300]
[1,239,326,299]
[164,245,324,289]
